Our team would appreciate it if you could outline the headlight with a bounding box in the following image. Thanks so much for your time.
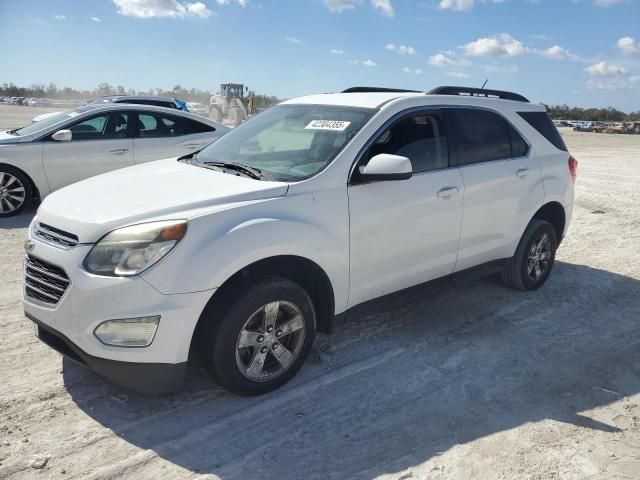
[83,220,187,276]
[94,316,160,347]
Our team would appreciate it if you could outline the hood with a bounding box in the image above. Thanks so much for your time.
[37,158,289,242]
[0,131,21,144]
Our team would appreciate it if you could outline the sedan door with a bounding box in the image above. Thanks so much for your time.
[42,111,134,192]
[348,110,464,307]
[132,112,215,164]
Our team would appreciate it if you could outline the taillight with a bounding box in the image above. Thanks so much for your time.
[568,155,578,183]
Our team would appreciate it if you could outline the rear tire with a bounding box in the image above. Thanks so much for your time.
[0,166,32,217]
[199,276,316,396]
[501,219,557,291]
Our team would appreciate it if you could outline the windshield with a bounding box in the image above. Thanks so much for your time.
[194,104,374,181]
[14,106,97,136]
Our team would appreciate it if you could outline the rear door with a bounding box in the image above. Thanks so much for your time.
[42,111,134,191]
[450,108,543,272]
[132,111,215,164]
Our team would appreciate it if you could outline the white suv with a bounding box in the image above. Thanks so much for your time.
[23,86,577,396]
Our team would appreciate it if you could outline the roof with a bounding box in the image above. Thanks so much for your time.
[282,92,424,109]
[283,91,544,111]
[91,95,179,103]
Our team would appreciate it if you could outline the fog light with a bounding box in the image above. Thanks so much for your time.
[93,316,160,347]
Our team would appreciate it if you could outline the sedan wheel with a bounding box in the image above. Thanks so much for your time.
[0,170,30,217]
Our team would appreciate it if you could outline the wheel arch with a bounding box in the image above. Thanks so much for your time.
[190,254,336,356]
[0,162,40,201]
[532,201,566,244]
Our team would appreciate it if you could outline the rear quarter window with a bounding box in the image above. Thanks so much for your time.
[518,111,567,152]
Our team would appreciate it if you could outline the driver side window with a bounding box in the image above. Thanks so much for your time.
[364,111,449,173]
[68,113,129,141]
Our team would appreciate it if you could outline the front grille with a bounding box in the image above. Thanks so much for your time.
[34,223,79,248]
[24,255,70,306]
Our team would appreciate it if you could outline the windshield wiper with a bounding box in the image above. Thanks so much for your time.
[5,128,19,136]
[201,161,264,180]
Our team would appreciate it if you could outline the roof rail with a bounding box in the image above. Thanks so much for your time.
[342,87,423,94]
[428,86,529,103]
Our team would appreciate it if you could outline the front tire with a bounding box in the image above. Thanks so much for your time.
[200,276,316,396]
[0,166,32,217]
[501,219,557,291]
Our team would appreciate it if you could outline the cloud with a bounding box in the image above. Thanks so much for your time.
[286,36,303,44]
[447,71,469,78]
[216,0,247,5]
[540,45,572,60]
[462,33,526,57]
[53,14,66,20]
[323,0,360,12]
[439,0,505,11]
[617,37,640,55]
[330,48,345,54]
[323,0,395,16]
[587,76,640,90]
[90,16,101,22]
[585,61,627,76]
[402,67,423,75]
[428,51,471,67]
[112,0,213,19]
[350,59,377,67]
[385,43,416,55]
[371,0,394,17]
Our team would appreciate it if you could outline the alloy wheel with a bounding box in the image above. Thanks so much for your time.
[235,300,306,382]
[527,233,552,280]
[0,172,26,214]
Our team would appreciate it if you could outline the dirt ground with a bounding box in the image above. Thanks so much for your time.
[0,105,639,479]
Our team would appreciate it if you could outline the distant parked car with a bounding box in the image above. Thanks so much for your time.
[187,102,209,117]
[0,103,230,216]
[32,95,190,123]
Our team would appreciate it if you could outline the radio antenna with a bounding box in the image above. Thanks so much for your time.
[481,79,488,89]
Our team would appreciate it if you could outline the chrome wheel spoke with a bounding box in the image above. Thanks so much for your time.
[245,348,268,379]
[271,343,294,370]
[278,314,304,338]
[263,301,279,331]
[237,330,263,348]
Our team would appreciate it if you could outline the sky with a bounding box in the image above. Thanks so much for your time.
[1,0,639,111]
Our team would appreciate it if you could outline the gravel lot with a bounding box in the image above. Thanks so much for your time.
[0,104,639,479]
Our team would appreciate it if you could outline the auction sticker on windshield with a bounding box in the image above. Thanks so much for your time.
[305,120,351,131]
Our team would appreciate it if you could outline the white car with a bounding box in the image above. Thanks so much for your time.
[24,86,576,395]
[0,104,230,216]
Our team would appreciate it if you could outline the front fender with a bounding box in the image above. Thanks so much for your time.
[141,213,349,312]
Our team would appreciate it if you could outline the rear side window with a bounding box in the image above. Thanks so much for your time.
[183,118,215,134]
[518,111,567,151]
[452,109,511,165]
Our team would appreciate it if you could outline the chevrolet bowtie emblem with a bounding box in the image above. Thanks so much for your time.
[24,240,35,253]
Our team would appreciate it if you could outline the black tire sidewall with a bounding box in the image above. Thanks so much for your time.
[518,221,557,290]
[205,277,316,396]
[0,166,32,217]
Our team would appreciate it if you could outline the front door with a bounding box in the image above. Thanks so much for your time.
[43,111,134,192]
[348,110,464,307]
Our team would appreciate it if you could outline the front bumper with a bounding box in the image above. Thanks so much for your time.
[28,313,186,395]
[23,225,216,393]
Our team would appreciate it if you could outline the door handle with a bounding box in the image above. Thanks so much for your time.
[516,168,530,178]
[436,186,460,198]
[110,148,129,155]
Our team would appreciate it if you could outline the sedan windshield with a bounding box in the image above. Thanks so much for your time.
[14,106,97,136]
[193,104,374,181]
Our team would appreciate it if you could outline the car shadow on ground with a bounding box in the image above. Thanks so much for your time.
[0,207,36,229]
[63,261,640,479]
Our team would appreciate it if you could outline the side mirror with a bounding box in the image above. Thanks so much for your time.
[357,154,412,182]
[51,129,72,142]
